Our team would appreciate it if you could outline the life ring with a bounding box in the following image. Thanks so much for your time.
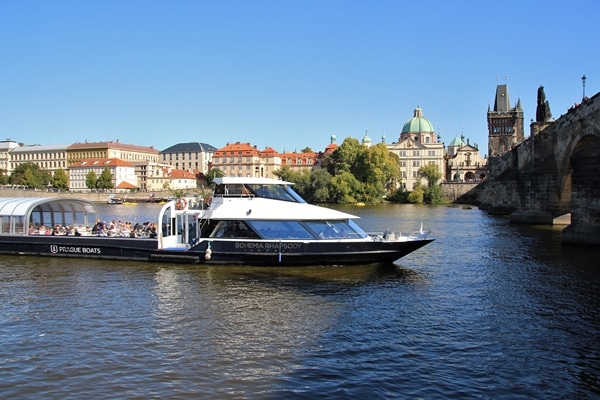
[175,198,187,210]
[205,196,213,206]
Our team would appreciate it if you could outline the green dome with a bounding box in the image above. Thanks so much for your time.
[362,132,372,143]
[401,106,435,133]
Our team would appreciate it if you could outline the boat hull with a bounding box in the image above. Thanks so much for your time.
[0,235,433,266]
[190,238,434,266]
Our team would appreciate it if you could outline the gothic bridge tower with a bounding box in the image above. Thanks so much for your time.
[487,84,525,157]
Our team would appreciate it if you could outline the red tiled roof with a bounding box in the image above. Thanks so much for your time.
[68,141,159,154]
[214,141,260,157]
[116,181,138,189]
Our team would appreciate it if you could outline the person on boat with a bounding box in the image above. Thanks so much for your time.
[146,223,157,238]
[107,221,117,237]
[92,219,103,235]
[97,222,107,237]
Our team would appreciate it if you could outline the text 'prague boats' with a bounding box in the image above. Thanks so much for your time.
[0,177,434,266]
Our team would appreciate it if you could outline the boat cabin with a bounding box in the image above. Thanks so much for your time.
[0,197,99,235]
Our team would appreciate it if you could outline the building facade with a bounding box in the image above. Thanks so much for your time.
[66,140,160,166]
[386,106,445,190]
[68,158,138,192]
[211,142,283,179]
[9,144,69,176]
[444,134,487,182]
[0,140,21,175]
[160,142,217,173]
[487,84,525,158]
[146,166,198,192]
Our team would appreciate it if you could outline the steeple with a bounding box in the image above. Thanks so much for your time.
[493,84,511,113]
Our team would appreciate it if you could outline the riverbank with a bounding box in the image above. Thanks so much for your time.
[0,188,180,204]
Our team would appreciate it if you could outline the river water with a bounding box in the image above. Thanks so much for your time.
[1,203,599,399]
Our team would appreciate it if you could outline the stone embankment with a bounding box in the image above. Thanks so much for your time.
[0,189,176,203]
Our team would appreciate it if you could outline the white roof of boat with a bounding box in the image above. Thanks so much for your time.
[0,197,98,217]
[214,177,294,185]
[207,197,359,220]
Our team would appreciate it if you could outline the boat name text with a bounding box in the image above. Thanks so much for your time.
[234,242,302,251]
[50,245,102,254]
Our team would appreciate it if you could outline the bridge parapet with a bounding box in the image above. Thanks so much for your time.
[477,91,600,246]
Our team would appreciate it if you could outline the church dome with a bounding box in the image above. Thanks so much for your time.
[401,106,435,133]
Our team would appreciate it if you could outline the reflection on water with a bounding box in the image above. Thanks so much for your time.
[0,204,599,399]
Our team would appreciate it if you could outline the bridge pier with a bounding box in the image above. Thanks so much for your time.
[562,139,600,245]
[510,210,559,224]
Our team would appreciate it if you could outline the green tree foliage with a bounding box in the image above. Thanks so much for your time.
[407,183,425,204]
[97,168,114,190]
[325,137,362,176]
[206,168,224,186]
[417,163,445,204]
[274,165,314,201]
[52,168,69,189]
[85,171,98,190]
[418,163,443,187]
[330,171,363,203]
[8,162,51,189]
[309,169,332,202]
[0,170,8,185]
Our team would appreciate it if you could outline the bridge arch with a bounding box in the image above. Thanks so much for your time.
[557,114,600,214]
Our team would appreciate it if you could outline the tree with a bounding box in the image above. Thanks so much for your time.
[52,168,69,189]
[417,163,445,204]
[97,168,114,190]
[408,183,425,204]
[309,168,332,202]
[86,171,98,190]
[354,143,401,203]
[274,165,312,199]
[325,137,363,176]
[206,168,224,186]
[330,171,363,203]
[418,163,443,187]
[9,162,50,189]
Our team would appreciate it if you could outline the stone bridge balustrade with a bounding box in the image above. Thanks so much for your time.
[476,91,600,245]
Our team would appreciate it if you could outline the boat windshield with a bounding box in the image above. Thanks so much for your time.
[304,220,368,239]
[214,183,306,203]
[245,219,367,240]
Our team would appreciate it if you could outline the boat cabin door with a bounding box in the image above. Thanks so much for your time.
[158,202,195,249]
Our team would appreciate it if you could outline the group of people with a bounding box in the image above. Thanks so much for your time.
[28,220,158,238]
[91,219,158,238]
[29,224,87,236]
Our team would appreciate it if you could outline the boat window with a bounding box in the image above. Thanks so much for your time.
[210,220,259,238]
[245,184,306,203]
[304,220,367,239]
[247,220,313,239]
[2,216,9,233]
[14,216,24,234]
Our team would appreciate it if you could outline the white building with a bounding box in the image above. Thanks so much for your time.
[0,140,20,175]
[69,158,138,192]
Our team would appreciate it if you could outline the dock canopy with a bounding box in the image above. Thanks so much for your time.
[0,197,99,234]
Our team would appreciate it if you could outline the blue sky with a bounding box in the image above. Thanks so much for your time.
[1,1,598,156]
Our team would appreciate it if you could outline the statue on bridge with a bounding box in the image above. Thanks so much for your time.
[536,85,552,122]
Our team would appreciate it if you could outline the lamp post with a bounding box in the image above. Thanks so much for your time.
[582,75,587,100]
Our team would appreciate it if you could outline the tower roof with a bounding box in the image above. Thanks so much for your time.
[493,84,511,113]
[448,135,465,147]
[401,106,435,133]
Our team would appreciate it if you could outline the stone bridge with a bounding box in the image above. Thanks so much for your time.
[476,91,600,245]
